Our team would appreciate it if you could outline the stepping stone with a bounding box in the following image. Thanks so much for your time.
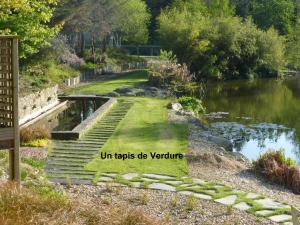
[246,193,259,199]
[99,176,113,181]
[255,210,274,216]
[141,178,157,182]
[234,202,251,211]
[213,185,225,189]
[148,183,176,192]
[122,173,139,180]
[206,190,216,195]
[132,182,141,188]
[192,178,206,185]
[215,195,237,205]
[179,191,212,200]
[284,222,293,225]
[102,173,117,177]
[165,180,183,185]
[179,184,192,188]
[254,198,291,209]
[143,173,175,180]
[268,215,292,223]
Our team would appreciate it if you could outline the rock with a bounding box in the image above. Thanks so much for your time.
[114,87,132,93]
[255,210,274,216]
[234,202,251,211]
[143,173,175,180]
[215,195,237,205]
[268,215,292,223]
[206,134,233,151]
[148,183,176,192]
[171,103,183,111]
[122,173,139,180]
[254,198,290,209]
[106,92,120,97]
[179,191,212,200]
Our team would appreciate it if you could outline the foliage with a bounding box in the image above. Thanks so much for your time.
[157,2,286,80]
[253,149,300,194]
[287,19,300,69]
[20,127,50,144]
[178,96,206,115]
[149,52,196,95]
[22,139,49,148]
[0,0,62,58]
[112,0,151,44]
[249,0,295,35]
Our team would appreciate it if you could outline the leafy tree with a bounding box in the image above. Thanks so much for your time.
[287,19,300,69]
[250,0,295,35]
[157,1,285,80]
[0,0,61,58]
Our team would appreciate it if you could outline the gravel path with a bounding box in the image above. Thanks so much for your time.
[66,185,276,225]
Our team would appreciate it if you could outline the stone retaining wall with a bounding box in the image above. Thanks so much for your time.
[19,85,59,125]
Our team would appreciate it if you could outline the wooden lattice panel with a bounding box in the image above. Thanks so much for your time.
[0,38,14,141]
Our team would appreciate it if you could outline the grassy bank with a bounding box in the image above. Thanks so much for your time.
[86,97,188,177]
[66,70,148,95]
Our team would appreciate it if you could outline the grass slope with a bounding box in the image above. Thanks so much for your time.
[86,97,188,177]
[66,70,148,95]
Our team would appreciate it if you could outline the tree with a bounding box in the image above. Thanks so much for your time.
[287,19,300,69]
[157,1,285,80]
[0,0,61,58]
[250,0,295,35]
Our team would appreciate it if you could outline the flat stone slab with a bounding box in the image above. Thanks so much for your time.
[102,173,117,177]
[122,173,139,180]
[246,193,259,199]
[141,178,157,182]
[165,180,183,185]
[215,195,237,205]
[192,178,206,185]
[179,191,212,200]
[99,176,113,181]
[132,182,141,188]
[234,202,251,211]
[283,222,293,225]
[256,210,274,216]
[143,173,175,180]
[255,198,291,209]
[269,215,292,222]
[148,183,176,192]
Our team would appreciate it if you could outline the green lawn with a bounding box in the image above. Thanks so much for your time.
[66,70,148,95]
[85,97,189,177]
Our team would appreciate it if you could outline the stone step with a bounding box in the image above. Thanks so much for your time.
[48,174,94,180]
[50,154,93,159]
[46,165,84,171]
[51,150,98,155]
[52,146,100,151]
[49,157,90,163]
[47,170,95,176]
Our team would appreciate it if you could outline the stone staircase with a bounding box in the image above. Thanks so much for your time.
[46,100,133,184]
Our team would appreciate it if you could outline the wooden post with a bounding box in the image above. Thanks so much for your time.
[0,36,20,183]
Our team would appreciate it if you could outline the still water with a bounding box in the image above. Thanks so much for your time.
[30,98,107,132]
[201,76,300,164]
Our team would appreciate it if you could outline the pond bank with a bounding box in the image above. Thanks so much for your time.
[176,110,300,207]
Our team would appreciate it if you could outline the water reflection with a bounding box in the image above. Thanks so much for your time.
[201,77,300,163]
[30,98,106,132]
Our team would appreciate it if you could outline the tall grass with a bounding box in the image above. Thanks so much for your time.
[0,182,162,225]
[254,150,300,194]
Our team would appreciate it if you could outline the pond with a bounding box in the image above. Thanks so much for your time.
[29,98,107,132]
[200,76,300,164]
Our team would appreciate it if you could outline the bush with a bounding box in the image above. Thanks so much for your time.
[157,1,285,80]
[20,127,50,144]
[253,149,300,194]
[178,96,206,115]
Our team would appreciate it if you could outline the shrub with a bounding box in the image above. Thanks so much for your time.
[157,2,285,80]
[20,127,50,144]
[178,96,206,115]
[148,57,198,95]
[253,149,300,194]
